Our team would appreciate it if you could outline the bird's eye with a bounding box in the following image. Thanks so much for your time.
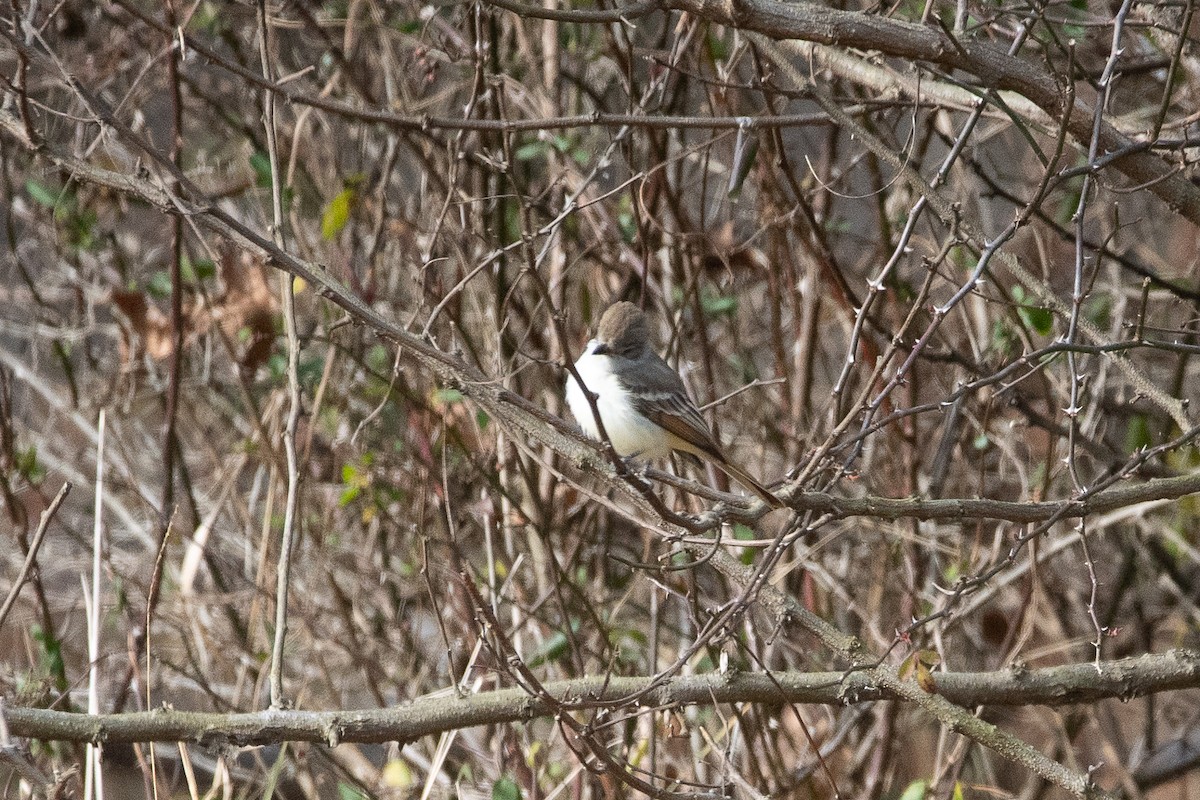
[593,342,609,356]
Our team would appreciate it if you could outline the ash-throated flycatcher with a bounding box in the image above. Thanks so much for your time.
[565,301,782,508]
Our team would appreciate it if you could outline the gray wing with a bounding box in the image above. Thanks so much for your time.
[620,353,724,460]
[619,351,782,507]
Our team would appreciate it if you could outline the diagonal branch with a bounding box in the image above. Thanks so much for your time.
[660,0,1200,227]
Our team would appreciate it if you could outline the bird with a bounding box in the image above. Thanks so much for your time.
[565,301,783,508]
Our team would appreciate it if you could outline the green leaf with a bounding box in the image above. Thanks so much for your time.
[1085,293,1112,329]
[515,141,546,162]
[916,648,941,668]
[366,344,391,373]
[433,388,464,404]
[609,626,648,648]
[528,628,571,667]
[322,187,356,240]
[147,270,173,299]
[382,759,414,789]
[17,445,45,484]
[31,624,65,681]
[1056,171,1085,227]
[336,782,369,800]
[182,257,216,282]
[1125,414,1151,453]
[700,292,737,317]
[1021,305,1053,335]
[990,318,1015,357]
[706,31,729,61]
[617,210,636,242]
[67,207,98,250]
[898,779,928,800]
[732,522,756,564]
[249,152,273,187]
[298,356,326,387]
[1012,286,1053,335]
[26,179,60,208]
[267,353,287,380]
[892,278,917,304]
[493,776,522,800]
[189,2,227,34]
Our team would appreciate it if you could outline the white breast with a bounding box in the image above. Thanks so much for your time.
[565,341,671,459]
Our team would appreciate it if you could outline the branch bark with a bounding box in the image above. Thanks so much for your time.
[660,0,1200,227]
[5,650,1197,747]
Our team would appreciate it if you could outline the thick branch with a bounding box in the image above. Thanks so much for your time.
[699,546,1128,800]
[786,471,1200,523]
[5,651,1197,747]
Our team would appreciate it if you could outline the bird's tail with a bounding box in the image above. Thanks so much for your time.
[715,459,785,509]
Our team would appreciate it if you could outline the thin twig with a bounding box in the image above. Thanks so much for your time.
[84,409,106,800]
[258,0,301,711]
[0,481,70,631]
